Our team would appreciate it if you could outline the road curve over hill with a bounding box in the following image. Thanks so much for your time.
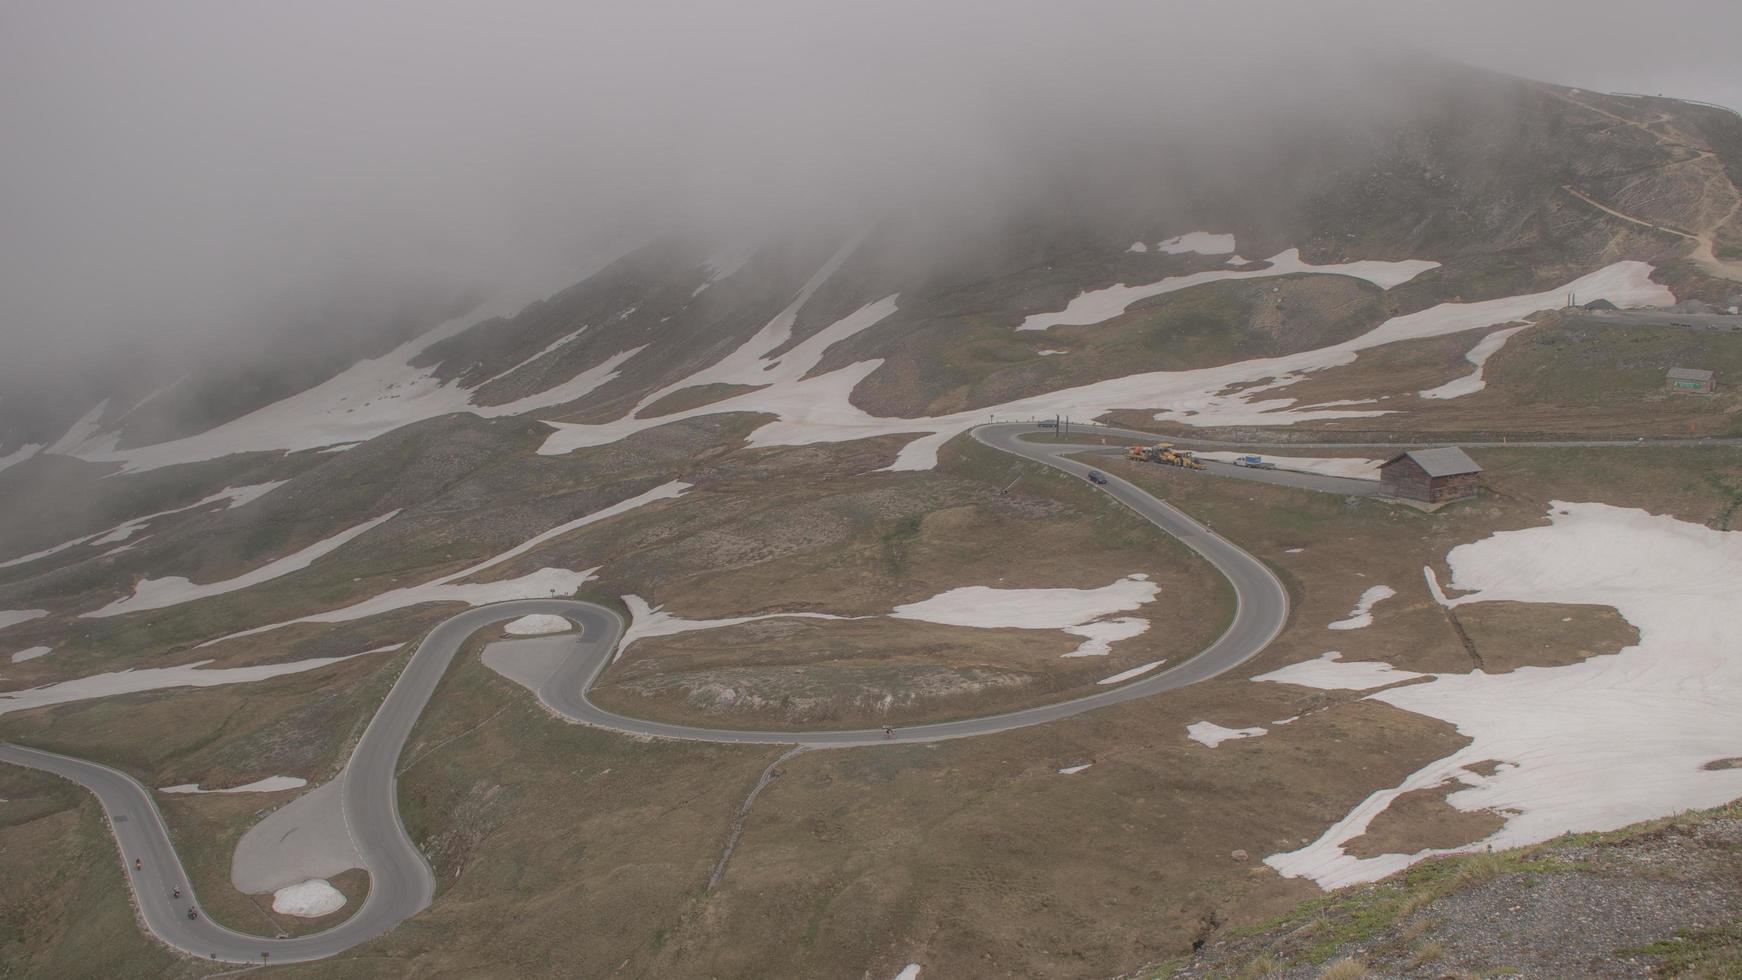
[0,422,1288,964]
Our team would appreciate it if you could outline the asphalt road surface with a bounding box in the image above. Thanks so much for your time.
[0,422,1289,964]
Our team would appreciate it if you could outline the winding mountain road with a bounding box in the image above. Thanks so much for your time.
[0,422,1288,964]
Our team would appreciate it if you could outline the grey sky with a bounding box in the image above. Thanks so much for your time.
[2,1,1738,384]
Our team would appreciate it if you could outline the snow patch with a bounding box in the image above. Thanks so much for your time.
[0,442,42,475]
[45,400,111,455]
[1127,241,1148,253]
[890,574,1158,630]
[86,510,398,617]
[618,594,846,659]
[1019,248,1435,331]
[1257,651,1426,691]
[1097,660,1165,685]
[1418,324,1527,400]
[64,286,645,473]
[0,610,48,631]
[9,647,52,663]
[892,966,922,980]
[1188,721,1268,747]
[1037,349,1068,356]
[161,776,308,794]
[1154,231,1237,255]
[503,614,573,636]
[534,261,1665,471]
[0,650,381,717]
[271,879,346,917]
[1057,763,1093,775]
[1267,502,1742,888]
[1327,585,1396,630]
[0,480,286,570]
[1061,617,1149,657]
[202,482,689,646]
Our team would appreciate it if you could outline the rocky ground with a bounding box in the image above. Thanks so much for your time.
[1152,802,1742,979]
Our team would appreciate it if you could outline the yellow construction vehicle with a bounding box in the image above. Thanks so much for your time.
[1155,448,1206,470]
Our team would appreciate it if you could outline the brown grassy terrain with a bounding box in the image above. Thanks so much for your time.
[584,433,1232,728]
[0,767,219,979]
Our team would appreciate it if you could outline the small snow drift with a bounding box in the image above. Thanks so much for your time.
[1097,660,1165,685]
[1061,616,1150,657]
[1418,324,1527,400]
[892,966,922,980]
[1057,763,1093,775]
[1327,585,1396,630]
[9,646,51,663]
[161,776,308,794]
[272,878,346,917]
[1188,721,1268,747]
[1154,231,1237,255]
[617,594,848,658]
[85,510,398,618]
[503,614,572,636]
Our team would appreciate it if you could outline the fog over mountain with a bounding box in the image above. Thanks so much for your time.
[2,1,1737,405]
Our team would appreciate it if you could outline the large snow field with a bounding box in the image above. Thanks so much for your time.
[161,775,308,794]
[1418,324,1528,400]
[85,510,398,618]
[1194,451,1382,480]
[0,480,286,570]
[53,279,644,473]
[1265,502,1742,889]
[272,878,346,917]
[0,648,386,717]
[538,259,1670,472]
[201,482,690,646]
[1327,585,1396,630]
[36,237,1666,481]
[1017,248,1438,332]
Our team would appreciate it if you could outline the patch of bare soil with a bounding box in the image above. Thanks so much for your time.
[1454,600,1638,673]
[1342,785,1507,859]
